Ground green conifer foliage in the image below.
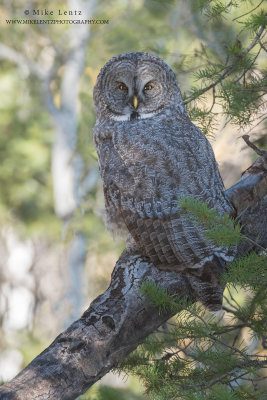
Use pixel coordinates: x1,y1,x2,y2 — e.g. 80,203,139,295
117,197,266,398
115,2,267,396
183,0,267,136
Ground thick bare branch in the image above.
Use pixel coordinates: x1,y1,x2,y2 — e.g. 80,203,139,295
0,253,192,400
0,156,266,400
226,155,267,215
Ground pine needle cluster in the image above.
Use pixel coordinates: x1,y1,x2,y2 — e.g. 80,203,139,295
116,197,267,399
117,1,267,397
183,0,267,136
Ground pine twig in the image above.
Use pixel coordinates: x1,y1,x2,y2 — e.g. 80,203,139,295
184,26,265,105
242,134,267,158
232,1,265,22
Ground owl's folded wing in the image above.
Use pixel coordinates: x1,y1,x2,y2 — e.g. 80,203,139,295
118,194,233,270
118,196,233,311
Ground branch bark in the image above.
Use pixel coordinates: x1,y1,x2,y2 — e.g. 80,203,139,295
0,156,266,400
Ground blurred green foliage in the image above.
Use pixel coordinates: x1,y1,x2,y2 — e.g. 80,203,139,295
0,70,57,234
0,0,266,398
1,0,266,234
82,384,145,400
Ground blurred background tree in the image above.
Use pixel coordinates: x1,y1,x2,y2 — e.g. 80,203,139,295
0,0,266,398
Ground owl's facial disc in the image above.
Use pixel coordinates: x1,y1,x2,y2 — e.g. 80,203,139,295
103,60,171,121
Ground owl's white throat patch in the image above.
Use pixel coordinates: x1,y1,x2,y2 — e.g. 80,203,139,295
111,111,157,122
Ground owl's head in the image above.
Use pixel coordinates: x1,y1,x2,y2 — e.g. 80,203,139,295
93,52,185,122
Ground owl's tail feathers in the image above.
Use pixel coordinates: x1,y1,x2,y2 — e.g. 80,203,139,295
185,253,228,311
188,276,225,312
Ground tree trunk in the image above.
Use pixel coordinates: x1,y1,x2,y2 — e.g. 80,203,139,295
0,155,266,400
49,0,98,322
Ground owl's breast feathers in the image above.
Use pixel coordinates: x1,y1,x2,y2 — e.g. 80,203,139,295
94,116,236,309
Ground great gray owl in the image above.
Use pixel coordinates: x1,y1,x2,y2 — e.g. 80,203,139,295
93,52,236,311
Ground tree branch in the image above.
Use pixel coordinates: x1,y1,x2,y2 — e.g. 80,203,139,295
225,155,267,215
184,25,266,104
242,135,267,158
0,156,266,400
232,1,264,22
0,43,47,80
0,253,192,400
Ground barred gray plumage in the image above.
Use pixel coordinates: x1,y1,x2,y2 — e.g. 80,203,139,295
93,52,236,311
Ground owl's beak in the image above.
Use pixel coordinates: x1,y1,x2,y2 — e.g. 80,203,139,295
133,95,138,109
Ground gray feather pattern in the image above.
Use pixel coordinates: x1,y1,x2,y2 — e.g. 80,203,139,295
93,52,236,310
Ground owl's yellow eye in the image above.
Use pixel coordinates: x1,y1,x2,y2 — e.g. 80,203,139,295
118,83,127,91
144,83,153,91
